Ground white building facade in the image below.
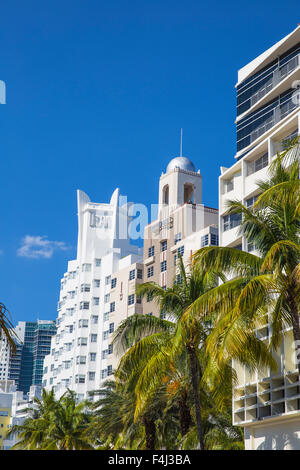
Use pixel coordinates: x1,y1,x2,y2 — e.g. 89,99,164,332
219,25,300,450
43,188,141,401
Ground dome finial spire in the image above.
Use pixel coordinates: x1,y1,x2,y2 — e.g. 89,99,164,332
180,128,183,158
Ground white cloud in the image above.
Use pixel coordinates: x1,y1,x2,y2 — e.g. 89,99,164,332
17,235,69,259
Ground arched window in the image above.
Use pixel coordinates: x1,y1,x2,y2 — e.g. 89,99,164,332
184,183,194,204
163,185,169,205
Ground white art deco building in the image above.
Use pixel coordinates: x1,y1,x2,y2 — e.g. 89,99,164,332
219,25,300,449
42,189,142,401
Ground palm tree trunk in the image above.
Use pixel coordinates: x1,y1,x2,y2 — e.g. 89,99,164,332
178,389,192,437
143,416,156,450
187,345,205,450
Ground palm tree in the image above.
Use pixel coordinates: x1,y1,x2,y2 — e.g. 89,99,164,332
113,257,232,450
190,137,300,378
88,378,176,450
0,303,17,352
8,389,93,450
44,390,93,450
7,389,58,450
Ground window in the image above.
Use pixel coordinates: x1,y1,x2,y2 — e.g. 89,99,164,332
161,261,167,272
129,269,135,280
80,301,89,310
77,337,87,346
176,274,182,285
68,290,76,299
103,312,110,322
109,323,114,334
95,259,101,267
108,344,113,355
90,352,96,362
111,278,117,289
174,232,182,244
75,374,85,384
78,319,88,328
93,279,100,288
247,241,256,252
104,294,110,303
101,369,107,380
177,246,184,257
80,283,90,292
110,302,115,313
211,233,218,246
82,263,92,272
136,296,142,304
105,275,111,285
147,292,153,302
103,331,109,340
107,365,113,376
246,195,258,208
148,246,154,257
90,334,97,343
92,315,98,324
93,297,100,306
128,294,135,305
255,153,268,172
76,356,86,364
223,213,242,232
147,266,154,278
137,269,143,279
224,179,234,193
161,240,167,252
247,153,268,175
89,372,95,381
201,234,209,247
102,349,108,359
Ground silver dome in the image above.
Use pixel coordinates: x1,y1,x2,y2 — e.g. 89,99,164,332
166,156,196,173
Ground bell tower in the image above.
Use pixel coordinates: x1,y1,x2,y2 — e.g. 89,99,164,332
158,156,202,209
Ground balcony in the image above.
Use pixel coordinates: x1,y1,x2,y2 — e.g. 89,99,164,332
250,53,300,108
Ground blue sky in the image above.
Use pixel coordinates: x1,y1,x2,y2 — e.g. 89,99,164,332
1,0,298,324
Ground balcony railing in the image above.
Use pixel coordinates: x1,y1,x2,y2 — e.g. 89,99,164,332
250,96,299,144
250,53,300,108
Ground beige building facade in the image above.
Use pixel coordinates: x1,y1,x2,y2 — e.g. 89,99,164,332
143,155,218,317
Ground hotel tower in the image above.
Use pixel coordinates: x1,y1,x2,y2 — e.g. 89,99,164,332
219,25,300,449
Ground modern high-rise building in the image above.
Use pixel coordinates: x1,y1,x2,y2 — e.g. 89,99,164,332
219,25,300,449
0,321,56,396
42,188,142,401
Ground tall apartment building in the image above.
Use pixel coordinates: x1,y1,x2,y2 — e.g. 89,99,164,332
42,189,142,401
143,155,218,317
0,321,56,395
219,25,300,450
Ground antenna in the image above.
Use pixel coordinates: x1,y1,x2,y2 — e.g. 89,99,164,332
180,128,183,157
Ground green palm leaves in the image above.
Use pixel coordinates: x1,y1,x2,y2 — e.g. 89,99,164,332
0,303,18,352
110,257,238,450
8,389,93,450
